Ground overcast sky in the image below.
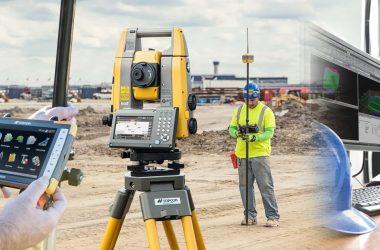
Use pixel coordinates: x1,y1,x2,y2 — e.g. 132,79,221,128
0,0,363,86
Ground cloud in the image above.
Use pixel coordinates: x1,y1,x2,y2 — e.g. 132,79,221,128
247,0,315,19
0,0,363,85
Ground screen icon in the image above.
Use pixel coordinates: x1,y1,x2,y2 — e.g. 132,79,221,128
16,135,24,143
8,153,16,162
26,136,37,145
4,133,13,142
32,156,40,167
21,154,29,165
38,138,50,147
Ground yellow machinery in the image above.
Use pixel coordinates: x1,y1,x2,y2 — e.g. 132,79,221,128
0,92,9,103
274,90,306,108
100,27,204,250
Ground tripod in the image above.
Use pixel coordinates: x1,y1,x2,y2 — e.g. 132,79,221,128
99,151,206,250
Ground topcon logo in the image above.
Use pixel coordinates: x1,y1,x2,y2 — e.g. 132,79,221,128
154,197,181,206
14,121,31,125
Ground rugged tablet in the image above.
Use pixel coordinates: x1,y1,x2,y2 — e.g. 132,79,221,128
0,117,76,198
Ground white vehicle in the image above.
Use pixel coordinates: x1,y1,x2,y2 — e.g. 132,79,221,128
93,92,111,100
20,92,32,100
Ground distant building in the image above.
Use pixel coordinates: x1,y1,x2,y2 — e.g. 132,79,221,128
191,74,288,88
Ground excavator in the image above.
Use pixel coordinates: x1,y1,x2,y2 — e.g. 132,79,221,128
274,89,305,109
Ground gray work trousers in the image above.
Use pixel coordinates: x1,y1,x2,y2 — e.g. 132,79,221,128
238,156,280,219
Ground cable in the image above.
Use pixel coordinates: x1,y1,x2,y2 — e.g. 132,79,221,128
354,176,365,188
364,0,371,54
352,152,366,178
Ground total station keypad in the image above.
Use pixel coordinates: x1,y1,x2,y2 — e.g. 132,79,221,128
157,111,172,142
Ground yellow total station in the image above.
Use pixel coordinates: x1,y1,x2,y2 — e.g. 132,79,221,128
111,27,197,139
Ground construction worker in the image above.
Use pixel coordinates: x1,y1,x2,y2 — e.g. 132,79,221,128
0,105,78,249
229,83,280,227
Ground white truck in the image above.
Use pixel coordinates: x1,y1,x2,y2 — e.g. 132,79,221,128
93,92,112,100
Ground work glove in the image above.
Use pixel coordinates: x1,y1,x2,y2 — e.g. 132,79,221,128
0,177,67,250
249,134,257,142
242,134,257,142
29,103,78,123
235,130,243,138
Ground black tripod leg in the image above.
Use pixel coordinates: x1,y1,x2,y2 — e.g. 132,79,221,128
100,188,135,250
185,186,206,250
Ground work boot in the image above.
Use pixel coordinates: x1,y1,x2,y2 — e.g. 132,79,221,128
241,217,257,225
265,218,279,227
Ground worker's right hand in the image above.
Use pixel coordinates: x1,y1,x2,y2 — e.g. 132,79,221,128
236,129,247,139
29,103,78,123
0,177,67,250
235,130,242,138
235,127,247,139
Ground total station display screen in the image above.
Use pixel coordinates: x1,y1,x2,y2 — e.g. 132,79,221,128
114,116,153,140
311,55,358,106
0,126,56,179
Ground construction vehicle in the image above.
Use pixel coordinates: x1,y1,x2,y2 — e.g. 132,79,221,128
273,89,306,109
20,92,32,100
68,90,81,103
0,91,9,103
93,91,111,100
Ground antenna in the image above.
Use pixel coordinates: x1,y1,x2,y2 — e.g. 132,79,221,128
247,27,249,53
242,28,254,64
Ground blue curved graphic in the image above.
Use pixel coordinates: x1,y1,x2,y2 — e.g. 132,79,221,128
315,122,377,234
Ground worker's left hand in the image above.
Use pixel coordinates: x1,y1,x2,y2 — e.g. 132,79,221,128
242,134,256,142
29,103,78,122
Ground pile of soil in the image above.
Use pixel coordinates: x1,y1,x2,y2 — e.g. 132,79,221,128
0,106,37,118
74,107,117,156
75,106,109,140
272,102,315,154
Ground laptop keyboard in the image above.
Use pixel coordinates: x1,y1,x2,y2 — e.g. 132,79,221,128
352,186,380,216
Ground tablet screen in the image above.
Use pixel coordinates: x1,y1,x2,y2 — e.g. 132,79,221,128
0,126,56,179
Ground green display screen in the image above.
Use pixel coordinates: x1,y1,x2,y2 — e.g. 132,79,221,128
323,67,340,91
359,75,380,117
311,55,357,106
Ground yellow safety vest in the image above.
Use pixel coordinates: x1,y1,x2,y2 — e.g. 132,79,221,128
230,102,276,158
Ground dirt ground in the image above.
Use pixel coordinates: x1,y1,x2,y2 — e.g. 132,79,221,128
0,100,357,249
